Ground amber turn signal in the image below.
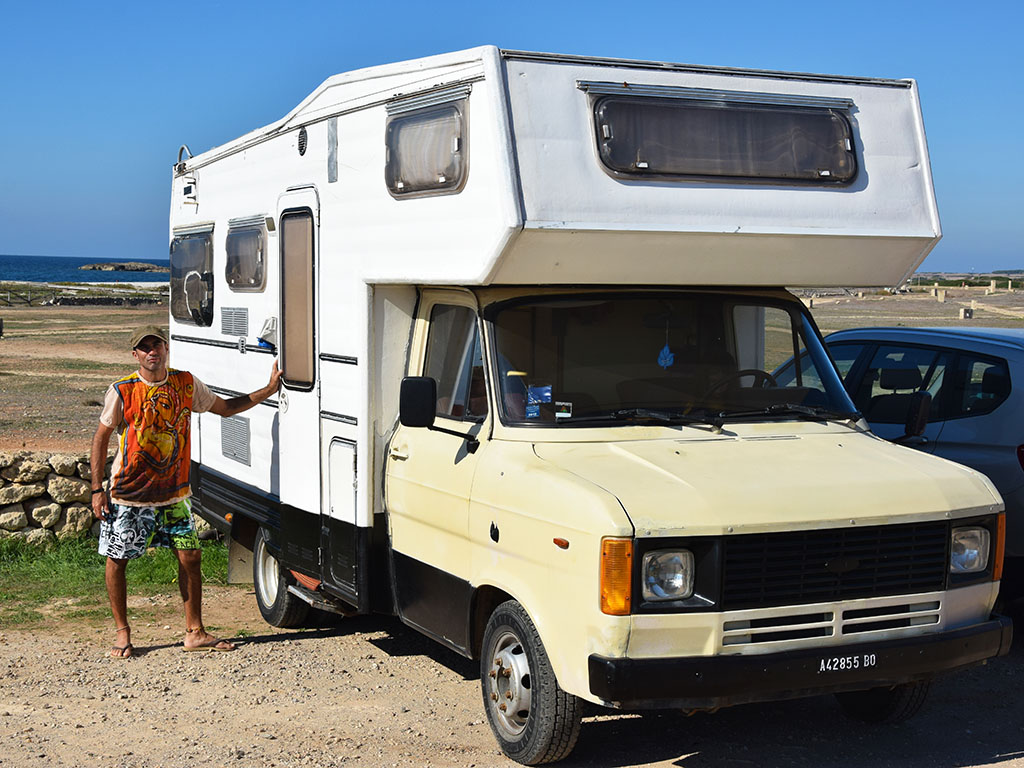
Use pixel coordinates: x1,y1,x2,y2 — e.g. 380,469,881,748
600,537,633,615
225,512,233,523
993,512,1006,582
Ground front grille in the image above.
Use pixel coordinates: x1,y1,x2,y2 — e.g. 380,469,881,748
721,521,948,611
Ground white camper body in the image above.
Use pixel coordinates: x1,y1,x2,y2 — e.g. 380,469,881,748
169,48,1008,764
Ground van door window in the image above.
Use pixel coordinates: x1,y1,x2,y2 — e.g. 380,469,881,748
855,345,951,424
280,210,315,388
424,305,486,421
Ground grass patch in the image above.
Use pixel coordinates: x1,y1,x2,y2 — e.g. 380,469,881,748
0,537,228,628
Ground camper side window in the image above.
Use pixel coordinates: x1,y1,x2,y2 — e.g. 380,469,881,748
424,305,487,421
385,100,468,198
226,225,266,292
593,96,856,184
170,231,214,326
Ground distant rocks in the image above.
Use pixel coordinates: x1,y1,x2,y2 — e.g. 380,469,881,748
79,262,169,273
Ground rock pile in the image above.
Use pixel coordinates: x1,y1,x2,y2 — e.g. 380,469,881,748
0,451,109,545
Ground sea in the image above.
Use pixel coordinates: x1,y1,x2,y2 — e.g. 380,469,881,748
0,254,170,284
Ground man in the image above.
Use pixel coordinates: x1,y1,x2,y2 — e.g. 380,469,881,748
91,324,281,658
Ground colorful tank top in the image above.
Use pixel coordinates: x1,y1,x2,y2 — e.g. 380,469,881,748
108,370,198,505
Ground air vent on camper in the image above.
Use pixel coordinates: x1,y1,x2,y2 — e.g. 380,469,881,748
221,415,251,466
298,126,308,156
221,307,249,337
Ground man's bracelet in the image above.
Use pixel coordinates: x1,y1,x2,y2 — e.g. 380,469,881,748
91,488,105,495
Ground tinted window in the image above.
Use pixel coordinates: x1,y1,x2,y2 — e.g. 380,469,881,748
170,231,214,326
226,226,266,292
952,355,1010,418
385,101,467,197
280,210,314,388
594,96,856,184
855,345,950,424
424,305,486,421
828,342,866,382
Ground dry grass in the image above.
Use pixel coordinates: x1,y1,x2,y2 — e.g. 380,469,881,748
0,304,166,452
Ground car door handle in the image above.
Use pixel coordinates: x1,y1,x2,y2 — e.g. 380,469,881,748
389,446,409,460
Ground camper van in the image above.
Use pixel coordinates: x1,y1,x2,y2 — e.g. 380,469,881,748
169,48,1012,764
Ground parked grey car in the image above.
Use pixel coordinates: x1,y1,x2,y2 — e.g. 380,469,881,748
801,327,1024,600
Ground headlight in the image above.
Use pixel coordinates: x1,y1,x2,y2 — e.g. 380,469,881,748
642,550,694,601
950,526,991,573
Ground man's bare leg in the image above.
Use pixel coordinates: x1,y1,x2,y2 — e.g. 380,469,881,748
176,548,235,651
105,557,132,658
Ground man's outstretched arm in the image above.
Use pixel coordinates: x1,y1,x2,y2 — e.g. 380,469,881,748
210,361,283,418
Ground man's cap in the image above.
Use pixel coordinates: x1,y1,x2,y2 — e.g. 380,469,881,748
129,325,169,349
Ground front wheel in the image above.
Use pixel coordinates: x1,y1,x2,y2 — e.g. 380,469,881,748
253,528,309,628
481,600,581,765
835,680,931,723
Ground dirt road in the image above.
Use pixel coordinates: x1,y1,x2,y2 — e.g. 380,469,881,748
1,586,1022,768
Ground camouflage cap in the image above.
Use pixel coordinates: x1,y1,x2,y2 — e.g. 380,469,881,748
129,324,169,349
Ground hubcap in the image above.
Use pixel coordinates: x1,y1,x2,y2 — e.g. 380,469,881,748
255,537,280,608
485,630,532,737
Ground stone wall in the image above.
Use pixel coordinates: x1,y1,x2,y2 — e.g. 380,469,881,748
0,451,104,546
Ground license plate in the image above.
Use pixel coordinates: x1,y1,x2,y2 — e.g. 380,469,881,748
818,652,878,673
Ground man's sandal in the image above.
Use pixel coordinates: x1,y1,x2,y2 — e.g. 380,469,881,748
110,625,133,658
183,625,236,652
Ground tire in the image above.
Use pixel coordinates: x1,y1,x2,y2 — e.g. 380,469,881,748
253,528,309,628
835,680,931,723
480,600,581,765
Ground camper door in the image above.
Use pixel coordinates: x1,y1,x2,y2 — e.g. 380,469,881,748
276,188,322,530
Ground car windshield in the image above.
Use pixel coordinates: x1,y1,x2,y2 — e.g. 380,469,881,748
486,292,856,426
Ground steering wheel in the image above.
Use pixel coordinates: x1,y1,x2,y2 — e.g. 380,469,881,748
704,369,779,398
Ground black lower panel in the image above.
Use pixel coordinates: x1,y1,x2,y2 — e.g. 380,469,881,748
280,505,320,577
589,615,1013,709
322,516,357,592
392,550,472,655
191,461,280,535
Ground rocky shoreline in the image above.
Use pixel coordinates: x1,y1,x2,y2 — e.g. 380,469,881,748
78,262,169,273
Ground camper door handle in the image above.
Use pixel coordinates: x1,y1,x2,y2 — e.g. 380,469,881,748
389,446,409,460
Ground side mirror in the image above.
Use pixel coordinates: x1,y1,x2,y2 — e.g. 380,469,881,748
400,376,436,428
901,390,932,440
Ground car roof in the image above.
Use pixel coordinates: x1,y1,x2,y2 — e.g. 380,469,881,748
825,326,1024,353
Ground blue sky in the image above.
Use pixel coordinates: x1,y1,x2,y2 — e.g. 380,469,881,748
1,0,1020,273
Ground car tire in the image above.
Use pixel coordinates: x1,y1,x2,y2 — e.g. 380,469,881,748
253,528,309,628
835,680,931,723
481,600,581,764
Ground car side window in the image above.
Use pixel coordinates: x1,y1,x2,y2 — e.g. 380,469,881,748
828,343,865,382
423,304,487,422
951,355,1010,418
855,345,950,424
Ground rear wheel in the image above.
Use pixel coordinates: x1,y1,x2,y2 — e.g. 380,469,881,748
836,680,931,723
253,528,309,628
481,600,581,764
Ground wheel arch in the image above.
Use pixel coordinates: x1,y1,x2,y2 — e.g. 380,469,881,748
470,585,515,659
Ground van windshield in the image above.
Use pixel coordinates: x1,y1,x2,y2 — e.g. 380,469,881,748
486,292,856,427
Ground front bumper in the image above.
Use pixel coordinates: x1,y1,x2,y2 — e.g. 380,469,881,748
589,615,1013,709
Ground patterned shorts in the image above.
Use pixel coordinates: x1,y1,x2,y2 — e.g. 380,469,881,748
98,499,200,560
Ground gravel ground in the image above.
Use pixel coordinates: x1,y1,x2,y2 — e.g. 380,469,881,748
1,587,1022,768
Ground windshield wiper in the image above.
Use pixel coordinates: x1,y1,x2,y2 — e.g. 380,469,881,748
719,403,861,424
611,408,724,429
557,407,723,430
